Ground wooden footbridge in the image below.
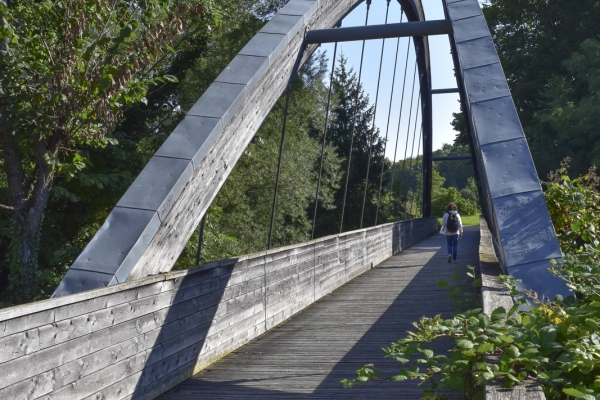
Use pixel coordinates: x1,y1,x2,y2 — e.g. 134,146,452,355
0,0,565,399
158,227,480,399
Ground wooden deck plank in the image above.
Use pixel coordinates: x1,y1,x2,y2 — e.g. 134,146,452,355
158,227,480,399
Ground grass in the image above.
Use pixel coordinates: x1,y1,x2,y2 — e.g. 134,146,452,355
437,214,481,227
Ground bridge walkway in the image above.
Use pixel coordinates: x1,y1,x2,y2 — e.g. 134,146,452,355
159,226,480,399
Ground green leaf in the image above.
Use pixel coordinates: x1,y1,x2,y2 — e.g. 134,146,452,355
585,318,599,330
420,349,434,359
163,75,179,83
521,314,536,328
562,388,585,397
577,395,596,400
476,342,494,354
500,336,514,344
456,339,474,349
539,326,558,343
570,220,583,232
478,314,490,328
507,346,520,359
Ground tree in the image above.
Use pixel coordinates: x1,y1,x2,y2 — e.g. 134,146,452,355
433,143,473,190
0,0,218,302
531,39,600,174
313,55,387,236
175,52,344,267
481,0,600,178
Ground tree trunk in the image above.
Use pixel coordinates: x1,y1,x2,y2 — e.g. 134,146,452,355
0,118,58,301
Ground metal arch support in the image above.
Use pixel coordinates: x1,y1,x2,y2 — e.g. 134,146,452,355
397,0,433,218
443,0,568,299
53,0,392,297
305,20,452,44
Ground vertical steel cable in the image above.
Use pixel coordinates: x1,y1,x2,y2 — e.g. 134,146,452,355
360,0,392,229
195,215,206,265
407,98,421,216
412,126,423,217
339,0,371,233
388,35,411,220
374,6,404,225
311,41,339,239
267,86,292,249
397,60,418,214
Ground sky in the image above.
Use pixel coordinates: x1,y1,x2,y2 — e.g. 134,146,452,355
318,0,461,161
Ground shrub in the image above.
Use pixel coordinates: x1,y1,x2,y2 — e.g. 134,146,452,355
342,164,600,399
544,159,600,254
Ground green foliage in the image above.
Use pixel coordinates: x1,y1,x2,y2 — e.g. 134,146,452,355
313,55,388,233
343,263,600,399
481,0,600,179
433,143,473,191
0,0,267,305
431,170,478,217
174,52,344,268
543,159,600,254
460,214,482,227
1,0,211,144
343,167,600,399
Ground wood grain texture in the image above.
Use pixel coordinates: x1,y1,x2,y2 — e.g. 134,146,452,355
129,0,359,282
0,218,436,400
479,217,546,400
158,226,479,400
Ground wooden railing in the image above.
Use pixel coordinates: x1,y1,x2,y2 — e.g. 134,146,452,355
0,217,436,400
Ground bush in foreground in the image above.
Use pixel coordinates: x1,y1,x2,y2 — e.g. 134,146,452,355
342,164,600,399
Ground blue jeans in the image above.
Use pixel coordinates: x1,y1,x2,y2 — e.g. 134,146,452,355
446,234,458,261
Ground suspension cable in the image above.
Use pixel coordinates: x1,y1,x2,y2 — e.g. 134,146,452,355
407,96,421,216
374,6,404,225
311,40,338,239
412,126,423,217
397,60,418,214
359,0,391,229
340,0,371,233
389,35,412,220
267,85,292,250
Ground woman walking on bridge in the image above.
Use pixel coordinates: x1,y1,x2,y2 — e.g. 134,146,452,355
440,203,463,264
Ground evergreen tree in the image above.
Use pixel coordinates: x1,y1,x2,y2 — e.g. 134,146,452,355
313,56,386,237
174,52,344,267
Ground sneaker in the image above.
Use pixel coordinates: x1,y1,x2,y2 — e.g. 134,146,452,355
447,255,452,263
453,260,457,264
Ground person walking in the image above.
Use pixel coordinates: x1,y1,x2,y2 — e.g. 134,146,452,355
440,203,463,263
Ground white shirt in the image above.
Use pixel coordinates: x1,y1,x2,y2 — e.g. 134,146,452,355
440,210,463,235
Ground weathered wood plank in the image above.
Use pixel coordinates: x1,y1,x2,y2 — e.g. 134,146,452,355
159,225,473,399
0,218,436,399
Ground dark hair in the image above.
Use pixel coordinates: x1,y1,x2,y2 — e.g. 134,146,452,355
445,203,458,213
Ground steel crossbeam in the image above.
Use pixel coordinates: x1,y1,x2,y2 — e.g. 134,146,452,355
305,19,452,44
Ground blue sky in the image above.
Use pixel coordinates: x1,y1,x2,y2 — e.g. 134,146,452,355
318,0,462,161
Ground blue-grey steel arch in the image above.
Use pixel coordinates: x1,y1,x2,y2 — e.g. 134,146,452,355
52,0,433,297
444,0,567,299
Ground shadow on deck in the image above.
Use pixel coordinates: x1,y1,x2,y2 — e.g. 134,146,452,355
158,226,480,399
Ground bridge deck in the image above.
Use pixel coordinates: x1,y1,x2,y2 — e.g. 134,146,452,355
159,226,480,399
